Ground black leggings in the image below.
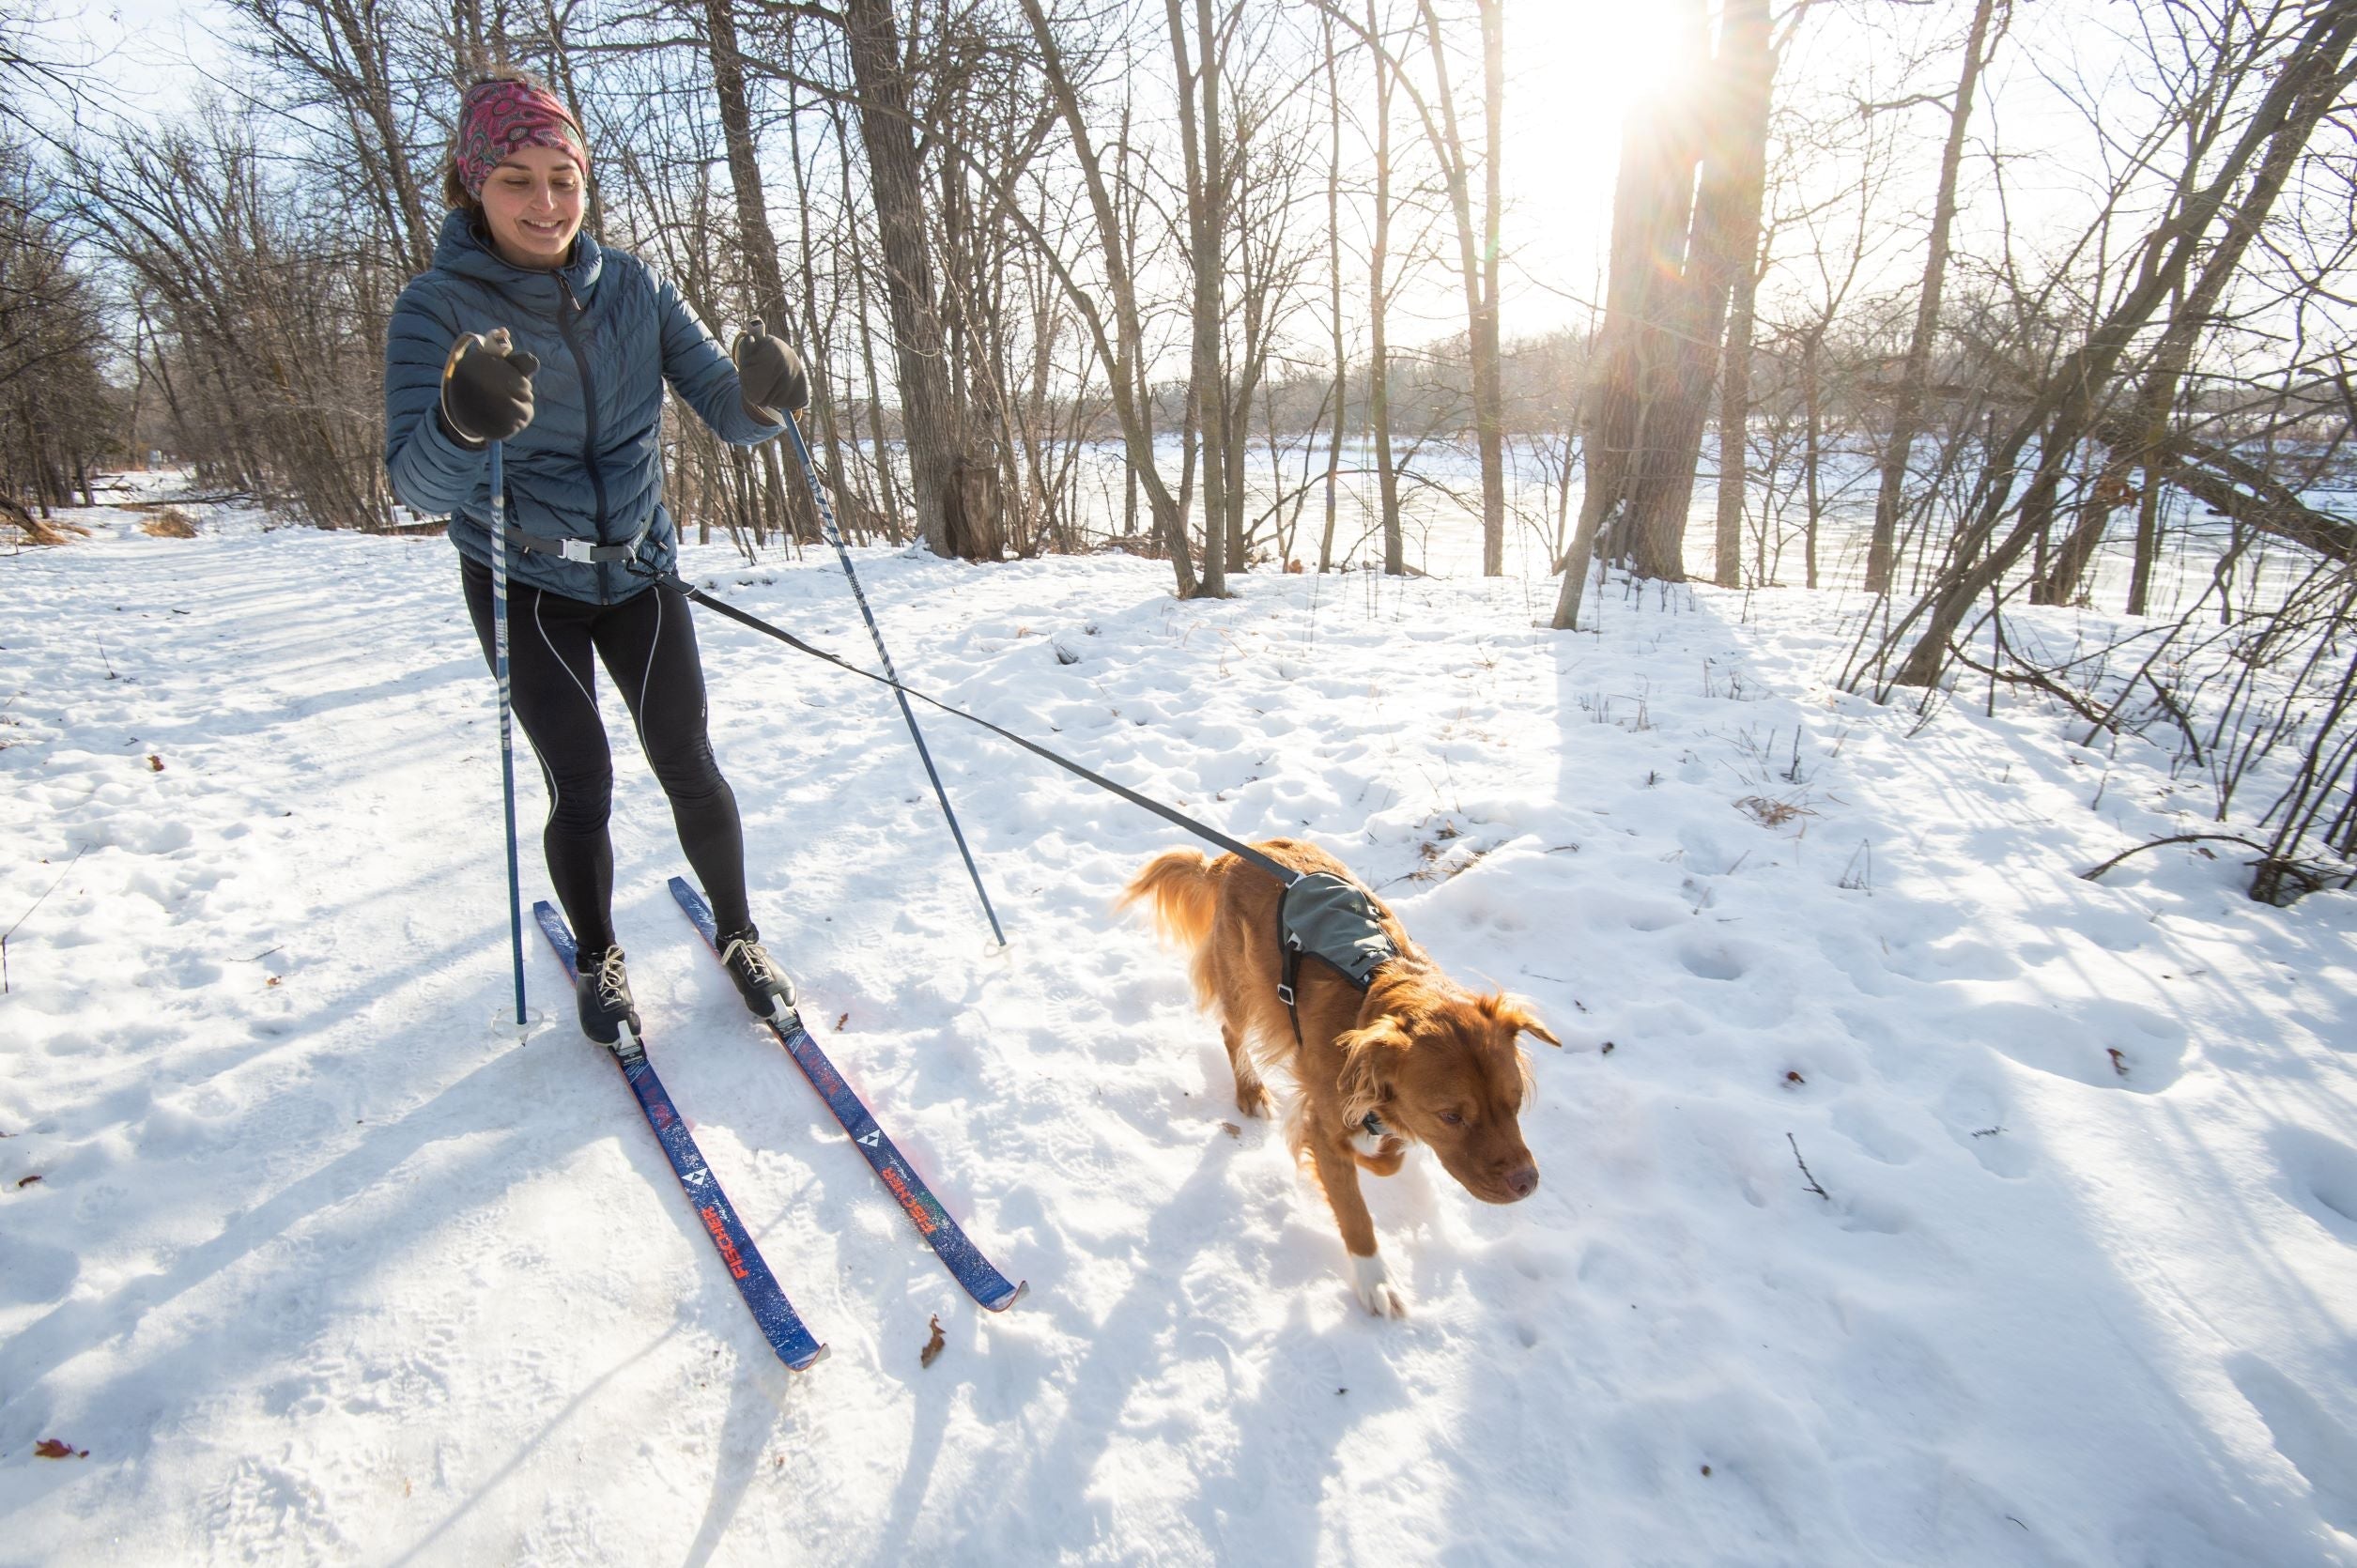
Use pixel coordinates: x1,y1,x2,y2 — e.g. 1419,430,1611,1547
462,558,751,956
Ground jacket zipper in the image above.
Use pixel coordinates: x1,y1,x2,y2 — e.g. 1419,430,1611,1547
554,273,613,593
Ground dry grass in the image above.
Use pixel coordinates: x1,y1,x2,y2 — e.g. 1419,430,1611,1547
1735,793,1818,830
140,508,199,538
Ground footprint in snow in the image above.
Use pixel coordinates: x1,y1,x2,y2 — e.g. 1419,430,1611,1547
2227,1354,2357,1538
2268,1125,2357,1246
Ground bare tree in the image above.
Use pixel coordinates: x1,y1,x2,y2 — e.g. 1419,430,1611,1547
1868,3,2357,691
1863,0,2003,597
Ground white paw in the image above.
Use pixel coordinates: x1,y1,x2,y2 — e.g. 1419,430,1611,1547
1350,1253,1408,1318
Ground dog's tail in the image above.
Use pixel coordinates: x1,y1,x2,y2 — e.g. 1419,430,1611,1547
1117,849,1219,954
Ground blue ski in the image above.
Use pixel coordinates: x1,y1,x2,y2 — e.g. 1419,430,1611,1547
534,901,828,1371
670,877,1027,1313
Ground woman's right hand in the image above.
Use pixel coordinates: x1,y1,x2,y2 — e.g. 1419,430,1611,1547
440,328,540,447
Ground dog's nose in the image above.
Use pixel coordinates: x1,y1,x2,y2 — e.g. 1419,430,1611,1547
1505,1165,1539,1200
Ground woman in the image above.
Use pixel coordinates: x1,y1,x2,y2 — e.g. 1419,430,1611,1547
384,74,807,1046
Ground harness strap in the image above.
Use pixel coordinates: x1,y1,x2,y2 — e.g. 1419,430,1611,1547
503,516,651,564
660,571,1303,888
1282,943,1389,1045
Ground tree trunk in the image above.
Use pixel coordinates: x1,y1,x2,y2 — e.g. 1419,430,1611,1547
1320,8,1345,574
840,0,998,560
1367,0,1404,575
1612,0,1770,582
1865,0,1998,596
701,0,802,546
1170,0,1228,597
1551,115,1661,631
1710,52,1772,590
1415,0,1506,576
1802,331,1822,590
1015,0,1195,592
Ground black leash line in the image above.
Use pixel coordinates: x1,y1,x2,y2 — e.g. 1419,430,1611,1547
665,570,1302,891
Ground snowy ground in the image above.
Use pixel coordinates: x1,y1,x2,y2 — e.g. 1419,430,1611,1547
4,476,2355,1566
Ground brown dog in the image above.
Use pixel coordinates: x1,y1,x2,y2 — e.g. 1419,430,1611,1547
1120,838,1557,1316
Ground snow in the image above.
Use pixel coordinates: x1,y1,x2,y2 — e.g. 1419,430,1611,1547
4,473,2355,1565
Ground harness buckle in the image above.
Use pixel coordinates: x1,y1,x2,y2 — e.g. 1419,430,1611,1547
1275,982,1294,1006
559,537,599,563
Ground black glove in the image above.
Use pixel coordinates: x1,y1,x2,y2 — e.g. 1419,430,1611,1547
440,328,539,448
734,317,809,424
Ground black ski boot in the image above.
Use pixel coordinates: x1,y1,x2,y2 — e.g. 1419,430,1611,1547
575,944,644,1049
716,927,796,1019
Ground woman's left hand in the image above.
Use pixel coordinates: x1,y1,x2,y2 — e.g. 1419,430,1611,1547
734,319,810,424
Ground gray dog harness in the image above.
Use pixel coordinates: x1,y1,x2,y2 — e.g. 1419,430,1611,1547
1275,871,1398,1043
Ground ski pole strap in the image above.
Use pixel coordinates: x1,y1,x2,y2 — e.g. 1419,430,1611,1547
503,517,651,564
663,572,1302,889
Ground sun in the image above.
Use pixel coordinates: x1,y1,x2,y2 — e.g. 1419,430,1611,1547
1508,0,1702,149
1497,2,1704,321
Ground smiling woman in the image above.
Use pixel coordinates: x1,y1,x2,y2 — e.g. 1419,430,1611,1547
382,70,816,1048
439,76,591,269
471,146,586,269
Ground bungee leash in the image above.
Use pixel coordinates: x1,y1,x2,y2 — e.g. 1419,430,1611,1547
655,561,1405,1033
656,565,1297,885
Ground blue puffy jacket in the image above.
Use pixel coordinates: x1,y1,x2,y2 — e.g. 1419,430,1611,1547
384,208,781,604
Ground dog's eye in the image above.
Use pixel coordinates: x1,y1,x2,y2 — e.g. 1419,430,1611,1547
1439,1111,1465,1127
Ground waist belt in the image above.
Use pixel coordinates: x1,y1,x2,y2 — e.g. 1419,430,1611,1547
501,518,651,564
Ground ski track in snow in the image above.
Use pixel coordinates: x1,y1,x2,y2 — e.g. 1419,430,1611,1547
3,479,2355,1566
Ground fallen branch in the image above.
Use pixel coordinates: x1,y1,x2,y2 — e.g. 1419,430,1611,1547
1787,1133,1829,1201
2078,832,2270,882
2095,415,2357,563
123,494,250,511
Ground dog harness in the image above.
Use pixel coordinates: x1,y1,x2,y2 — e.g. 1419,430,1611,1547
1275,870,1399,1045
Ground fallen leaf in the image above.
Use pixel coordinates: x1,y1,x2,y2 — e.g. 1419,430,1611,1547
919,1314,946,1369
1785,1070,1805,1085
2108,1048,2129,1077
1601,1041,1617,1055
265,976,282,988
1220,1122,1241,1140
146,755,163,772
834,1012,850,1033
1700,1465,1713,1478
33,1438,85,1459
15,1174,41,1189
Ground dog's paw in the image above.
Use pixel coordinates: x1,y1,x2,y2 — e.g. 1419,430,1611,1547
1236,1082,1271,1118
1350,1253,1408,1318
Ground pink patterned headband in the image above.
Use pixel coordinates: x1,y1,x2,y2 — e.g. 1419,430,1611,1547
453,79,589,198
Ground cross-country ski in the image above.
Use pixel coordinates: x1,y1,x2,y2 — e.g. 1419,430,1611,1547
670,876,1025,1313
534,901,827,1374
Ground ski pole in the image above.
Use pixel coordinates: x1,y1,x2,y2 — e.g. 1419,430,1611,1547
488,433,529,1023
777,406,1005,946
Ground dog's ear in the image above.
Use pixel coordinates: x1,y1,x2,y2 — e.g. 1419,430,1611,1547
1488,993,1562,1049
1336,1018,1411,1126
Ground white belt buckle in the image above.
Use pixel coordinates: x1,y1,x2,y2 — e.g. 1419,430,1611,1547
560,537,597,563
